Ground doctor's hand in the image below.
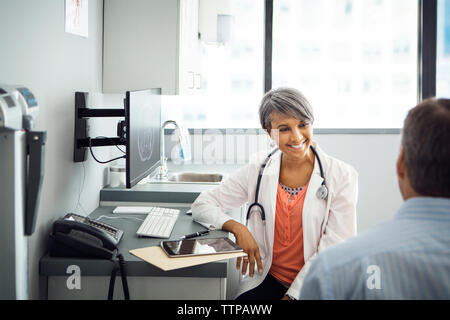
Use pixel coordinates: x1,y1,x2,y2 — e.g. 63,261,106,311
222,220,263,277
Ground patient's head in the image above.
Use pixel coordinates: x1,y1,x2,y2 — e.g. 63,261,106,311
397,98,450,200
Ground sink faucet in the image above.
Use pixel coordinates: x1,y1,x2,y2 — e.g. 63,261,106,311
156,120,181,180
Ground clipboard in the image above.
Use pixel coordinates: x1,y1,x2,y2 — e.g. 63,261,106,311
129,246,247,271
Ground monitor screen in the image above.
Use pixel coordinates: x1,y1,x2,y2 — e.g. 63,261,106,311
125,88,161,189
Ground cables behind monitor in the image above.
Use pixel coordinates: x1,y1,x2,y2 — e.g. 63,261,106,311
88,137,126,164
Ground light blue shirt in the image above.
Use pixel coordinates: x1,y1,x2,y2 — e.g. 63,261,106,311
300,197,450,300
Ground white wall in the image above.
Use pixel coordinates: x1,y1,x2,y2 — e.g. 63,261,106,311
314,134,403,232
0,0,106,299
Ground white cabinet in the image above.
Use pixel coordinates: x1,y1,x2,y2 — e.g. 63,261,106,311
178,0,203,94
103,0,202,95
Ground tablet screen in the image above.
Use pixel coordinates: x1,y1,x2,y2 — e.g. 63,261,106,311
161,237,242,257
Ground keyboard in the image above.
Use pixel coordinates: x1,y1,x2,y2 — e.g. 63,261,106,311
135,207,180,238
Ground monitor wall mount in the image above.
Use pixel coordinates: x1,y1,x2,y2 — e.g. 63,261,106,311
73,92,126,163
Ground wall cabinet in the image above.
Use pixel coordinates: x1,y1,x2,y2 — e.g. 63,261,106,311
103,0,202,95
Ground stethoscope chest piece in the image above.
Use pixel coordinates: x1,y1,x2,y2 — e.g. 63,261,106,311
316,184,328,200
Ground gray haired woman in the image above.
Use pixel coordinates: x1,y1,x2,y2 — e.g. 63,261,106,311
192,87,359,300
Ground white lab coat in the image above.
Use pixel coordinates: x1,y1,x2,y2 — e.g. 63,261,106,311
191,142,358,299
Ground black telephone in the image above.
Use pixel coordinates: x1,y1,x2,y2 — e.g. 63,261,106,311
49,213,129,299
50,213,123,259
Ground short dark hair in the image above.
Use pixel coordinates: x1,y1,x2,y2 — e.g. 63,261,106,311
401,98,450,198
259,87,314,130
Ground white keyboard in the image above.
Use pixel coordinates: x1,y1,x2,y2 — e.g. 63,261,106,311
135,207,180,238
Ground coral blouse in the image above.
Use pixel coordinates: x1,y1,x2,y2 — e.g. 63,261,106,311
269,182,308,286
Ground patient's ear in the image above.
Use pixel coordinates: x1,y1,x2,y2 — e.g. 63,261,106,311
396,147,408,200
396,147,405,179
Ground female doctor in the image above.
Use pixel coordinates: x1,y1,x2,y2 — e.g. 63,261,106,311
191,87,358,300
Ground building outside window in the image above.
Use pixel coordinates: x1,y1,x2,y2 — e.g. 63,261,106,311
272,0,418,128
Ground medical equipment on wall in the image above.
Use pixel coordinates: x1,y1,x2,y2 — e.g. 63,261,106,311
0,88,22,129
246,145,328,225
0,84,46,299
0,86,39,130
0,84,45,235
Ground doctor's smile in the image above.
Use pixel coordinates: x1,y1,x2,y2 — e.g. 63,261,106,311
192,87,358,300
269,113,313,162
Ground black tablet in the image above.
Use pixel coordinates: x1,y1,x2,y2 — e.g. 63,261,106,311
160,237,243,258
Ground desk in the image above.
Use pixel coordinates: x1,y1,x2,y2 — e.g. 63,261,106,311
40,206,237,300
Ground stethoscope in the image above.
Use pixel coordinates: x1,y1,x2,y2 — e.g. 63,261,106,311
246,145,328,226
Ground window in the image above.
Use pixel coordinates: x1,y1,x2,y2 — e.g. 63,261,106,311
272,0,419,128
437,0,450,97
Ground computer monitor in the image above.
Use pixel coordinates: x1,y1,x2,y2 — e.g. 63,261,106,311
125,88,161,189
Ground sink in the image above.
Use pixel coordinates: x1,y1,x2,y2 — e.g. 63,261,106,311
150,172,225,184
